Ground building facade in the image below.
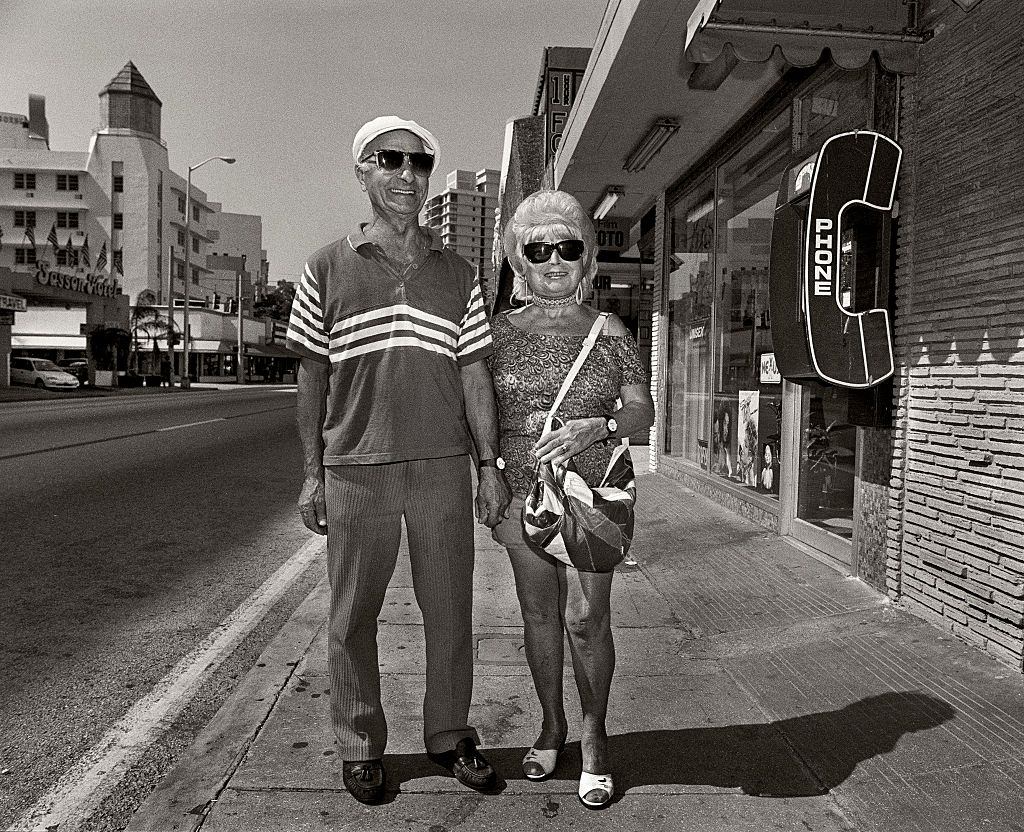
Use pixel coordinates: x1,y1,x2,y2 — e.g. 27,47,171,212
0,62,277,386
423,168,499,302
493,46,655,386
504,0,1023,672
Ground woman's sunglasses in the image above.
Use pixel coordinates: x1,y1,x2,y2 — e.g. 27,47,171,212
522,239,586,264
361,149,435,176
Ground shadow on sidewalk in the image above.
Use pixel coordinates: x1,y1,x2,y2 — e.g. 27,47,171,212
378,691,955,799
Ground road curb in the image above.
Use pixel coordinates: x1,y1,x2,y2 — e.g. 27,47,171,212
125,575,329,832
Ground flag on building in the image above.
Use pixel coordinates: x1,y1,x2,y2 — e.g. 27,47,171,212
47,223,59,255
23,225,36,249
114,248,124,275
96,241,108,272
81,235,91,267
64,236,75,266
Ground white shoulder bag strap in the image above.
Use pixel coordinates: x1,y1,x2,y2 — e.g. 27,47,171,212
542,313,608,435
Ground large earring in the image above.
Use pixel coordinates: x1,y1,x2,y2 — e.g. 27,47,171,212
575,281,584,304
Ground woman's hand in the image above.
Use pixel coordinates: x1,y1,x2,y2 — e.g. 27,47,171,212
533,417,606,468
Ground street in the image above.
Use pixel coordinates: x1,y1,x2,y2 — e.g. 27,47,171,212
0,388,320,830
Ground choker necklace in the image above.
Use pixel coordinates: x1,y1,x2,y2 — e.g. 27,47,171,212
532,293,577,308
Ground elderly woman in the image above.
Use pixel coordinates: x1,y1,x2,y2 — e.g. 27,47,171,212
489,190,655,809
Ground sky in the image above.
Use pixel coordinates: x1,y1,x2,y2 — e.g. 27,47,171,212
1,0,606,285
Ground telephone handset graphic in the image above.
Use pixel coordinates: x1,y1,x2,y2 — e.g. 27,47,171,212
769,131,901,389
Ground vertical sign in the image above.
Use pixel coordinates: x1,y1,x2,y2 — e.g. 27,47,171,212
546,69,582,162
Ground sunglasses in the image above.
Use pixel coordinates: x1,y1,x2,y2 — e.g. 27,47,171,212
361,149,435,176
522,239,586,264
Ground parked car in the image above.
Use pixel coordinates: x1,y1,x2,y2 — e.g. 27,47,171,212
10,357,81,390
56,358,90,385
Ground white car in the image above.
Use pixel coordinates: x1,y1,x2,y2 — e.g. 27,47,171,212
10,357,81,390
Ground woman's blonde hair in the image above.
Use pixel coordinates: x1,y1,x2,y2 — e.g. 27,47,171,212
503,189,599,303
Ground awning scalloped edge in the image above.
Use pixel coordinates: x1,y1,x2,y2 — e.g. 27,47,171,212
687,28,920,74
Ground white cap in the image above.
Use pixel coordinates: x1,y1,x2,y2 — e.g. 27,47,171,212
352,116,440,165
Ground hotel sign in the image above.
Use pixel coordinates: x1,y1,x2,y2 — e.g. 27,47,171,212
768,131,901,389
0,293,28,313
34,262,119,298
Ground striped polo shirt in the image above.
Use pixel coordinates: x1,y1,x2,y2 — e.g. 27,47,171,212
286,226,492,465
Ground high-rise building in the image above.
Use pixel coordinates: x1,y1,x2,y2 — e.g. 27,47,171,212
423,169,499,303
0,62,290,385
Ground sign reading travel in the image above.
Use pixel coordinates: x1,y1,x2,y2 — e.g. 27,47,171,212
768,131,901,389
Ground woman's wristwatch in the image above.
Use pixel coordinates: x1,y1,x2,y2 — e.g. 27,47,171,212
479,457,506,471
604,416,618,438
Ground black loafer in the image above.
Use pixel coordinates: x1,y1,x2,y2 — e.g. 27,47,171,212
428,737,497,790
342,759,386,804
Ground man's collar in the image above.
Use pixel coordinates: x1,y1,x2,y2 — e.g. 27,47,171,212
347,224,444,253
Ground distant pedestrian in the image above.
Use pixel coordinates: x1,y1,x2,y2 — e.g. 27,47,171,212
160,355,172,387
287,116,511,805
488,190,654,810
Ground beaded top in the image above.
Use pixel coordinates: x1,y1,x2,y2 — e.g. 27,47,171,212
488,312,647,498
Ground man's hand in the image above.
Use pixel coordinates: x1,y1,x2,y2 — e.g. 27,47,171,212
475,466,512,528
298,474,328,535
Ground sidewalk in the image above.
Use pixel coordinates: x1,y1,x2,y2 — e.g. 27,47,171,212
129,468,1024,832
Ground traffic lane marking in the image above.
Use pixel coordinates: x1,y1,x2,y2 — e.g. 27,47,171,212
0,405,295,460
157,417,227,431
11,535,326,832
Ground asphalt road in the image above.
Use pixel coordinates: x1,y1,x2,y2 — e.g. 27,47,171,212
0,388,318,830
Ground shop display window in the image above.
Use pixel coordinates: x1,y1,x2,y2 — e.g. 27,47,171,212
711,106,791,499
795,68,869,152
200,354,222,378
797,382,857,537
664,179,715,466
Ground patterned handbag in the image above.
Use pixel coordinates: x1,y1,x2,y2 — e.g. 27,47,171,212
521,314,637,572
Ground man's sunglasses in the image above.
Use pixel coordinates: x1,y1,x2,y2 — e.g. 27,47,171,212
522,239,586,264
361,149,435,176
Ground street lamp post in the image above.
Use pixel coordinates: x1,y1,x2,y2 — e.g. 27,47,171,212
182,155,235,389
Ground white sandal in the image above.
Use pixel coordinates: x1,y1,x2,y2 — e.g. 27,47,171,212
522,746,560,781
578,771,614,809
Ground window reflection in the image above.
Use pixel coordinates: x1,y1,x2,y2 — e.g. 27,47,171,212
711,106,791,499
664,181,715,466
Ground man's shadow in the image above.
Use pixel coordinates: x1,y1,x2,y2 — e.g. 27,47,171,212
383,691,955,798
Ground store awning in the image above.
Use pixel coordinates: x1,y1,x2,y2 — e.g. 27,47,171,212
246,342,296,359
685,0,926,75
554,0,926,229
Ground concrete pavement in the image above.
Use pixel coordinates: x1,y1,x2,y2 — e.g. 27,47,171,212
128,466,1024,832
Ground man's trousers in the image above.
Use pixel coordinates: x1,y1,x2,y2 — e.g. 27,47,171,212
324,455,481,760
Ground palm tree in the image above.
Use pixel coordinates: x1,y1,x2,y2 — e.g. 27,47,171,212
130,303,175,374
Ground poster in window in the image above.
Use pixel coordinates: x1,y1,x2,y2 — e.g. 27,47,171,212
737,390,759,488
711,396,736,479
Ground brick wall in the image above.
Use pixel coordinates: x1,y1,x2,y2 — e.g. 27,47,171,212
890,0,1024,670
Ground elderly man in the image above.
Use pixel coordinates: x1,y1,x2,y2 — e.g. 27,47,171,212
286,116,511,804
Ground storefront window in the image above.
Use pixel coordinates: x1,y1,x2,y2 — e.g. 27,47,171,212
664,179,715,466
792,65,871,537
200,353,222,378
711,106,791,499
796,67,869,151
798,382,856,537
